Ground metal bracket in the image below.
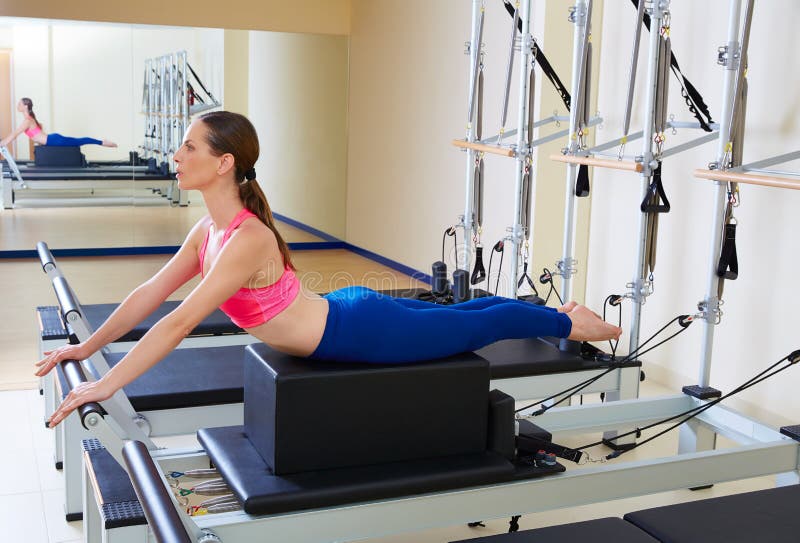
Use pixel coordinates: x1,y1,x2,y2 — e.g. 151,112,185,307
625,278,654,304
717,42,741,70
555,258,578,279
697,299,723,325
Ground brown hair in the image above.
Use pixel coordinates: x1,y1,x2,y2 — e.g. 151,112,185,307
21,97,42,128
198,111,294,270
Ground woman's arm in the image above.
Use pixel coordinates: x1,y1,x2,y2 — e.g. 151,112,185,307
35,218,208,377
0,119,30,147
47,223,275,427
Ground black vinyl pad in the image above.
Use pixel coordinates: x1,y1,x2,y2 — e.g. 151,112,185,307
57,345,247,411
82,439,146,529
81,301,243,342
200,425,521,516
451,517,659,542
624,485,800,543
478,337,610,379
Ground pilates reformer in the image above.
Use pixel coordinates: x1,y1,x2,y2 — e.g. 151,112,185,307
36,240,643,521
71,342,800,543
0,151,182,209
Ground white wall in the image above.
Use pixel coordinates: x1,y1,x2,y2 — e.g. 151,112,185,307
0,19,223,161
588,0,800,425
248,31,348,239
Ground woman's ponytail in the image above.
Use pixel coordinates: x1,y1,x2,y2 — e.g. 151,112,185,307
199,111,295,270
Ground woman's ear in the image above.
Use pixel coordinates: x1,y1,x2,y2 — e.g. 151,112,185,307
217,153,236,176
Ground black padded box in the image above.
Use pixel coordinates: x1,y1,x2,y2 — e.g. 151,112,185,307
34,145,86,167
244,343,490,475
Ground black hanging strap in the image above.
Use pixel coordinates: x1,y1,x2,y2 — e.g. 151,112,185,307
502,0,572,111
716,223,738,280
640,162,670,213
631,0,714,132
575,164,590,197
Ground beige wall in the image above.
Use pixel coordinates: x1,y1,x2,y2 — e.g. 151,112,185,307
224,30,249,115
248,32,348,239
347,0,594,300
0,0,351,35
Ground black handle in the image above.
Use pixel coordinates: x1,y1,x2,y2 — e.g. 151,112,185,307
36,241,56,272
52,276,82,321
59,359,106,430
123,440,193,543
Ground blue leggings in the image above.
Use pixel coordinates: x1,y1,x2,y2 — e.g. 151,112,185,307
46,133,103,147
310,286,572,363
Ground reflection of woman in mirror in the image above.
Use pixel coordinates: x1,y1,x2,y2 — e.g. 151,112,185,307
0,97,117,149
39,110,621,427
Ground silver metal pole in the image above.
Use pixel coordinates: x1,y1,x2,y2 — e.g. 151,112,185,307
508,0,533,298
628,0,667,357
461,0,483,273
559,0,589,302
698,0,743,387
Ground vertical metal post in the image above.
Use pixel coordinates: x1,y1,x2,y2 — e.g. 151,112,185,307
508,0,533,298
628,0,667,357
461,0,483,274
560,0,589,303
698,0,743,387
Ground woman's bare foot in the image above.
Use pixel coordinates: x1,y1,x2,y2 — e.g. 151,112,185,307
565,304,622,341
102,140,118,148
557,301,578,313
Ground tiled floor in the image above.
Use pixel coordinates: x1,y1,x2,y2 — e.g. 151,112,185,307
3,379,776,543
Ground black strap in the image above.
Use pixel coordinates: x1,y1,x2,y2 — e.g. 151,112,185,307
640,162,670,213
716,223,738,280
517,433,585,464
575,164,590,197
517,261,539,295
632,0,714,132
502,0,571,111
471,245,487,285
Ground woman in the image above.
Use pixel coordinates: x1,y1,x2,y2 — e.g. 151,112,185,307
0,97,117,149
38,111,621,428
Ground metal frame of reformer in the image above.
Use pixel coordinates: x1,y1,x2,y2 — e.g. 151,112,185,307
1,165,186,210
451,0,638,431
141,51,220,173
36,245,255,519
80,388,800,543
550,0,722,362
454,0,604,301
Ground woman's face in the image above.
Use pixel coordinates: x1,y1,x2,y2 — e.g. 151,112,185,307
17,101,25,113
174,121,226,191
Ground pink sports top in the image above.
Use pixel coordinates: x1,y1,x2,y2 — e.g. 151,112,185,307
199,208,300,328
24,124,42,138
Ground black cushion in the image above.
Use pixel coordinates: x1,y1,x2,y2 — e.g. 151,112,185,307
478,337,613,379
450,517,659,542
82,439,146,529
57,345,247,411
624,485,800,543
34,145,85,167
244,343,490,474
199,425,514,516
81,301,243,342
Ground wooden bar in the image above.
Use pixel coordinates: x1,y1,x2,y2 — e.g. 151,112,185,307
452,139,516,158
549,154,643,173
694,168,800,191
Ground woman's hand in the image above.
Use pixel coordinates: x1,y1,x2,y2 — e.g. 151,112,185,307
35,343,91,377
48,378,115,428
